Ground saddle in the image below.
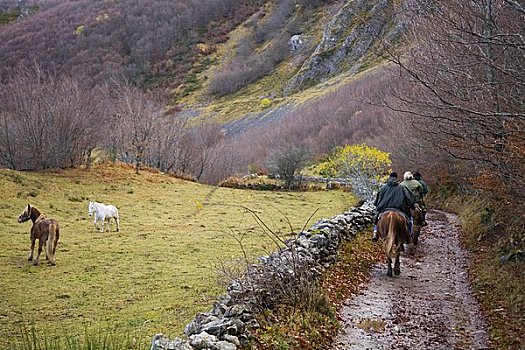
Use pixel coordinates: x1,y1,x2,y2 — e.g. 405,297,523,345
378,208,409,222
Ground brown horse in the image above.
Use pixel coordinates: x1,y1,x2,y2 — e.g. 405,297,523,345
17,204,60,266
377,210,410,277
410,206,424,245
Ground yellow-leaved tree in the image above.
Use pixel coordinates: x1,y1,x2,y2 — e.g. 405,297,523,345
318,144,391,200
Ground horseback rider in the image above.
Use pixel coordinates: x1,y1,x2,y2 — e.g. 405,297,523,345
413,171,429,226
372,172,416,241
400,171,426,226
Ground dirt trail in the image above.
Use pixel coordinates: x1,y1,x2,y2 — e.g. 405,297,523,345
334,210,490,350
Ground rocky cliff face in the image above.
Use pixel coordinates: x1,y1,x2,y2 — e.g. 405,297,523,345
285,0,405,93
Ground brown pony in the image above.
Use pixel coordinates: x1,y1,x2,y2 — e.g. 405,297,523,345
377,210,410,277
410,206,424,245
17,204,60,266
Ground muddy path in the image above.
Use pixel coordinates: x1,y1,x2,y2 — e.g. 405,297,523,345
334,210,490,350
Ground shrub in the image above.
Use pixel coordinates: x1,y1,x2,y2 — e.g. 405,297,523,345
260,98,272,108
268,146,310,189
218,176,282,191
318,144,391,201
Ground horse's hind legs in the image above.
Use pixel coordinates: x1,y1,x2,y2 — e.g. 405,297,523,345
34,240,44,266
394,255,401,276
413,231,420,245
386,257,393,277
28,239,35,262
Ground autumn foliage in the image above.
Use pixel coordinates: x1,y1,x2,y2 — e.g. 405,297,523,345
249,233,383,350
315,144,391,200
0,0,264,88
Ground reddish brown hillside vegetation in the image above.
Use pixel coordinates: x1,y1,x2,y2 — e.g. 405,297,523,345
0,0,264,88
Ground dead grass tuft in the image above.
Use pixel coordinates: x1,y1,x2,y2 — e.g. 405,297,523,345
248,232,383,350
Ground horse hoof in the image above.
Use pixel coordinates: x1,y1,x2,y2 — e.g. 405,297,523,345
28,257,33,261
33,261,38,266
394,268,401,276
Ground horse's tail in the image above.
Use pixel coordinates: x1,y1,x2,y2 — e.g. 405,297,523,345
384,214,397,259
47,223,57,265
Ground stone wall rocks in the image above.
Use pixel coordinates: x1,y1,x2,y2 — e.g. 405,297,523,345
151,202,374,350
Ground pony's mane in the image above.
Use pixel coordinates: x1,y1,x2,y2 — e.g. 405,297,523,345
30,205,43,218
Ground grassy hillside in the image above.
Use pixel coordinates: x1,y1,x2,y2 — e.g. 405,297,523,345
173,0,395,127
0,164,356,348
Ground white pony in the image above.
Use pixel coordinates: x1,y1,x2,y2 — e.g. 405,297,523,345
88,201,120,232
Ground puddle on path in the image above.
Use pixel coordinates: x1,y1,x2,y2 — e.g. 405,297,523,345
333,211,490,350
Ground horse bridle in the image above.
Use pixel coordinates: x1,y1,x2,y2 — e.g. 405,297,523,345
18,205,32,223
88,203,96,216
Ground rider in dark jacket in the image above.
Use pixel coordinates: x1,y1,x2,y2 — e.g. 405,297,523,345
372,172,416,241
413,172,428,195
413,171,429,226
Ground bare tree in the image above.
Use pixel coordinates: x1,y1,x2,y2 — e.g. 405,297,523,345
189,123,225,181
268,144,310,189
199,70,387,184
0,0,266,88
382,0,525,199
144,113,190,173
111,81,165,174
0,64,101,170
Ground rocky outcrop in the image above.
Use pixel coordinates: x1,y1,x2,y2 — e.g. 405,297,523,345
151,202,374,350
285,0,406,93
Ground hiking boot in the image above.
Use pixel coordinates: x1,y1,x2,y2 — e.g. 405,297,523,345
372,230,379,242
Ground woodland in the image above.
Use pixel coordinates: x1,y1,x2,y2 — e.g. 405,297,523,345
1,1,522,196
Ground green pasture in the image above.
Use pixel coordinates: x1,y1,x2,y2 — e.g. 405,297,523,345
0,164,355,348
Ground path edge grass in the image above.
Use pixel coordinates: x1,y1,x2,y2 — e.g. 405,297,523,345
428,187,525,349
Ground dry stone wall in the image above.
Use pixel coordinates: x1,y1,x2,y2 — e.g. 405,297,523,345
151,202,374,350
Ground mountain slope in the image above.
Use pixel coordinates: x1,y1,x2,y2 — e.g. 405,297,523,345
285,0,405,93
176,0,406,132
0,0,405,129
0,0,265,88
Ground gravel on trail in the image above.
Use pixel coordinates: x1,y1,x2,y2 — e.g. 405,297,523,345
334,210,491,350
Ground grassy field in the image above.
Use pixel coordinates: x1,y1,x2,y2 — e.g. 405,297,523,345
0,164,356,348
